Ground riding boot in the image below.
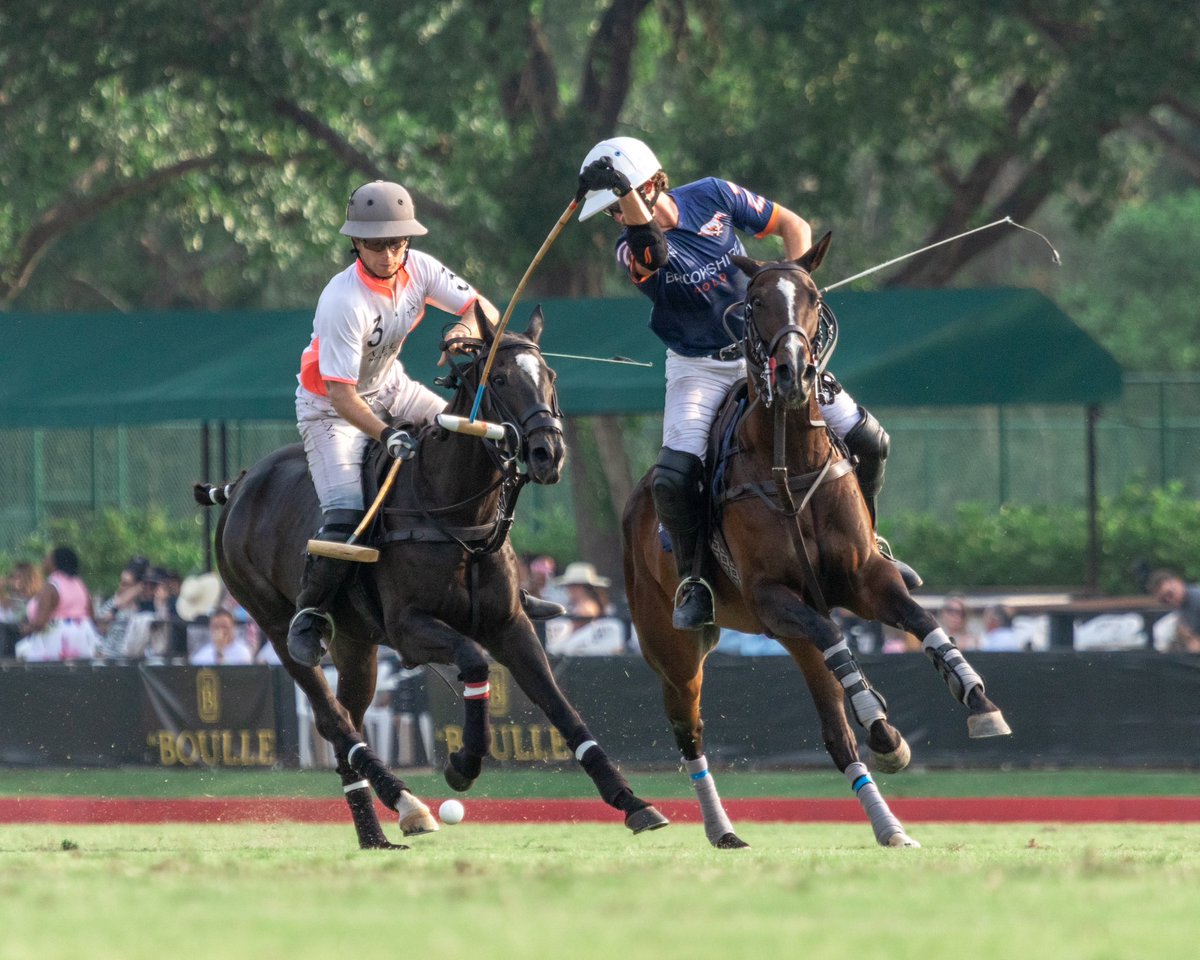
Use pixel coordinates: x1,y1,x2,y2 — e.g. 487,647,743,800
521,590,566,620
286,510,362,667
651,447,715,631
844,408,923,591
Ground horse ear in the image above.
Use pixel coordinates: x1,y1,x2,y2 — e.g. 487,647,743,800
795,231,832,273
524,305,544,345
730,254,765,278
474,300,496,344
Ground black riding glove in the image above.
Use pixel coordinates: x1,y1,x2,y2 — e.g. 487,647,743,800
577,157,632,201
380,427,416,461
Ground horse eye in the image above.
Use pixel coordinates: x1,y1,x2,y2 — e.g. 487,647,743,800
492,375,507,386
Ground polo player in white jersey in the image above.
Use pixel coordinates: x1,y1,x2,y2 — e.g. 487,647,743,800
288,180,562,666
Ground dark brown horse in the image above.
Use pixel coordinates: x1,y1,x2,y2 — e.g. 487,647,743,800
623,234,1009,849
198,306,667,848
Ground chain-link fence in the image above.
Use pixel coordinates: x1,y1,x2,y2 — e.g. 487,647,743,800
2,375,1198,560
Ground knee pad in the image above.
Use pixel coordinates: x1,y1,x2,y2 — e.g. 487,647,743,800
843,407,889,499
318,509,366,544
650,447,704,529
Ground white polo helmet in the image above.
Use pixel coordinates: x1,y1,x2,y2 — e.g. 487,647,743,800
577,137,662,221
339,180,428,239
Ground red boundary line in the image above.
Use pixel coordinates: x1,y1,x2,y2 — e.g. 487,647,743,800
2,796,1199,824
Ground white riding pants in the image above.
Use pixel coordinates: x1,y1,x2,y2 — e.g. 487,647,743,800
296,364,446,512
662,350,862,458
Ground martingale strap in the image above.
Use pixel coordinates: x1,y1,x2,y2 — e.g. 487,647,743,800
718,457,853,509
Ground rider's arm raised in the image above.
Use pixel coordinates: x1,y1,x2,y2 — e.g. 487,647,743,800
765,204,813,260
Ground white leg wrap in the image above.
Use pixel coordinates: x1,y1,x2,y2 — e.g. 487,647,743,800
574,739,598,762
845,761,907,846
922,628,983,704
686,756,735,844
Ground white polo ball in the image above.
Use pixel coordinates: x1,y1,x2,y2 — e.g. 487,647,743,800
438,798,465,825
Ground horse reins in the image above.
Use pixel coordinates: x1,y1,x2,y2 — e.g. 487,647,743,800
739,264,844,615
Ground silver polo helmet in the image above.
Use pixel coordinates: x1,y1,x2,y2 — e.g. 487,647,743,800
339,181,428,238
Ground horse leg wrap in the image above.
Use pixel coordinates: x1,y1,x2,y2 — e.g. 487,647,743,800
344,783,391,849
460,680,492,758
686,756,735,845
577,739,639,812
824,640,888,727
922,629,983,705
347,740,401,811
845,761,909,847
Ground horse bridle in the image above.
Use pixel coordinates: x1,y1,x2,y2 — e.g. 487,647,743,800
437,335,565,461
738,264,823,408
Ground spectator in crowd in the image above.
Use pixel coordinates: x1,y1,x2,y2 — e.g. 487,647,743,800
190,608,254,665
15,546,100,661
980,603,1024,651
524,554,569,609
938,595,981,651
96,560,152,659
1147,569,1200,653
3,562,44,618
545,562,627,656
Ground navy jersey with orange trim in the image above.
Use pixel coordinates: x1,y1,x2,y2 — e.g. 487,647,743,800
615,177,777,357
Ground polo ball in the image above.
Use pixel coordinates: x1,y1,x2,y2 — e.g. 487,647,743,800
438,799,465,825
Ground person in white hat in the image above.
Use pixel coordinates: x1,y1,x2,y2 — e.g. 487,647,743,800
576,138,921,631
289,181,562,666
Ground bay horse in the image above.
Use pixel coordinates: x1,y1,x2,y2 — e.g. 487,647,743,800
197,306,667,848
623,234,1010,849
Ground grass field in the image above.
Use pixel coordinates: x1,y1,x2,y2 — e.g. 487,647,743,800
2,821,1199,960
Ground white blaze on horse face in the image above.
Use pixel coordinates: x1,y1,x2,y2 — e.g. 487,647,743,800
515,352,541,389
774,275,798,324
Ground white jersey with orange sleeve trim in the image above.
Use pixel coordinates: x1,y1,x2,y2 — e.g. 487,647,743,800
297,250,477,398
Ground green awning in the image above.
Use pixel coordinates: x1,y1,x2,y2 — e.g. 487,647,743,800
0,288,1121,428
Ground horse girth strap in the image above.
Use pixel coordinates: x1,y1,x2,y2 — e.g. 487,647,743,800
379,522,499,547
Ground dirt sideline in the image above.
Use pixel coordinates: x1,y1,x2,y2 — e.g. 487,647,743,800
2,795,1198,824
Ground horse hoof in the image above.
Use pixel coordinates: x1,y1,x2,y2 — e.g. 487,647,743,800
397,790,439,837
625,805,670,834
360,838,411,851
885,831,921,848
714,832,750,849
443,759,477,793
968,710,1012,738
871,737,912,774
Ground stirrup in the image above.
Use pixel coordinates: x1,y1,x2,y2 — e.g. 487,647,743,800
287,606,335,666
875,535,923,590
672,577,715,630
874,534,898,561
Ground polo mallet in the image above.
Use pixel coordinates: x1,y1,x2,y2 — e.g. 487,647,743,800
468,195,582,422
821,216,1060,294
306,457,403,563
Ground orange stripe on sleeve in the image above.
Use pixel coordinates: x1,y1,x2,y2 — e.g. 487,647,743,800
754,204,780,240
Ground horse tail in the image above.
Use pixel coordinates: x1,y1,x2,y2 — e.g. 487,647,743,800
193,470,247,507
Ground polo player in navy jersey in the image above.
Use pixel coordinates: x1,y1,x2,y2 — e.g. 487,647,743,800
577,138,920,630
